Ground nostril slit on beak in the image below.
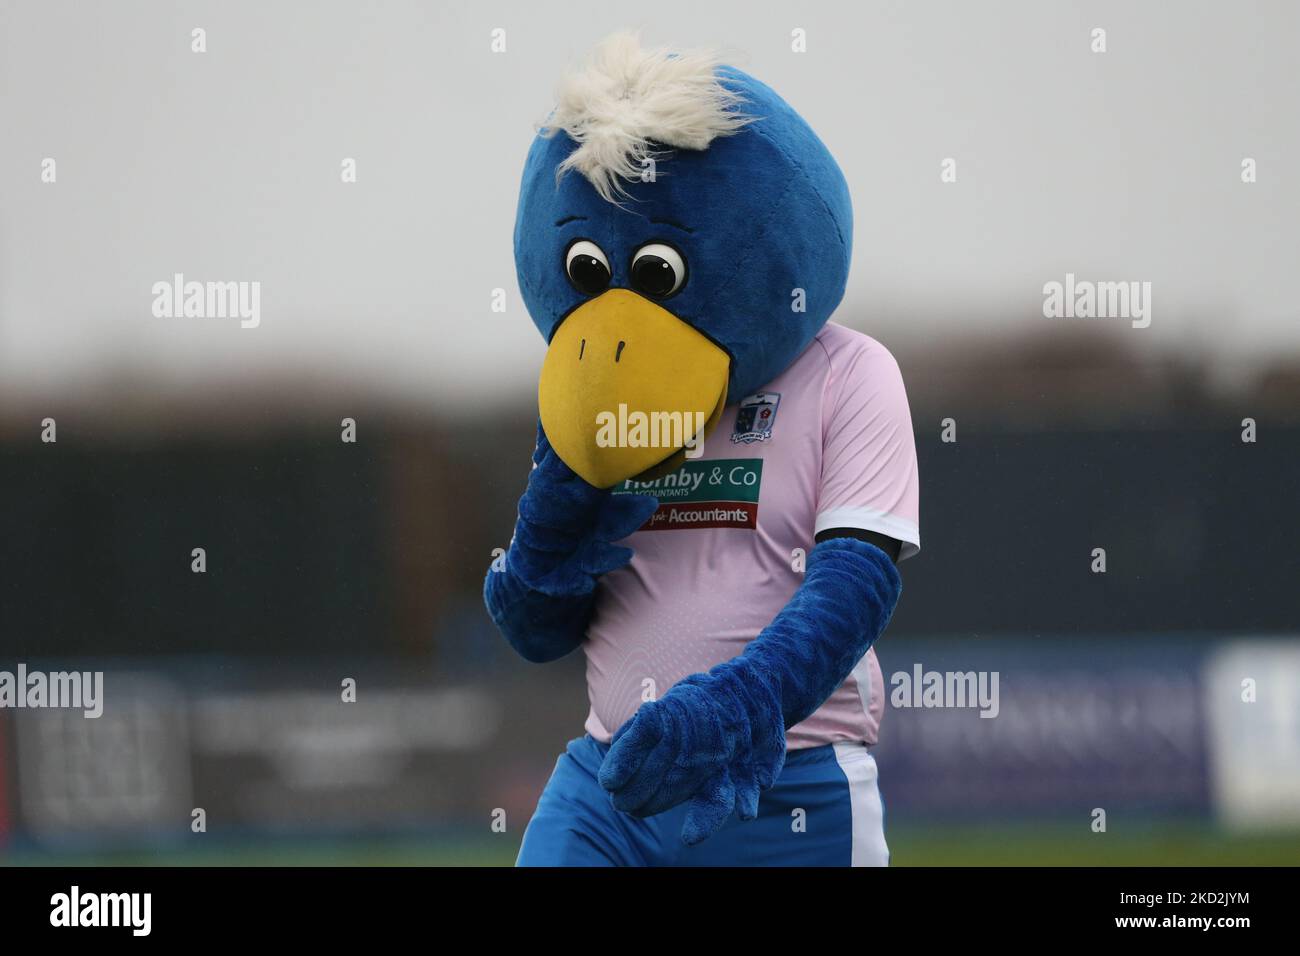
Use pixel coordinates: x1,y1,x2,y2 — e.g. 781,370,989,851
578,338,585,360
615,340,626,363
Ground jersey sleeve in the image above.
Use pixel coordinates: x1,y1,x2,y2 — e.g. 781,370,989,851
814,336,921,559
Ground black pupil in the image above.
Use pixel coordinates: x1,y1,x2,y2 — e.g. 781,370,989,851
632,255,677,297
568,254,610,294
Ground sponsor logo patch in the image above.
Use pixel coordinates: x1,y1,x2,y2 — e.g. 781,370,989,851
613,458,763,530
731,392,780,444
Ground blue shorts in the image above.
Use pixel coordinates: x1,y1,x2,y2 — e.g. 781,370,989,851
516,734,888,866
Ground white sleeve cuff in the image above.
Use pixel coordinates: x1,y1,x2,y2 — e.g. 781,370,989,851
814,506,921,560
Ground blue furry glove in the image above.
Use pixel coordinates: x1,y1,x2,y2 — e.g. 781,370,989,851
484,424,659,663
598,537,902,845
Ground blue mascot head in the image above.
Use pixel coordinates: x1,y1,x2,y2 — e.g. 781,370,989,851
513,33,852,488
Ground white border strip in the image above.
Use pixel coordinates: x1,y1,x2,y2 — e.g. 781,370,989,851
832,742,889,867
814,507,921,560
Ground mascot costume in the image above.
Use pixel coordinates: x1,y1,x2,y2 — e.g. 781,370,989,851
485,33,920,866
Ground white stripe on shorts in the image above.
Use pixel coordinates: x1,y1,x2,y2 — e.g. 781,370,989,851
832,742,889,867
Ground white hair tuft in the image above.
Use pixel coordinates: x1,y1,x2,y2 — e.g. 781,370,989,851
541,32,751,202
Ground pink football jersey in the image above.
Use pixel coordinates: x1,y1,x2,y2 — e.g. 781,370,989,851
583,322,921,749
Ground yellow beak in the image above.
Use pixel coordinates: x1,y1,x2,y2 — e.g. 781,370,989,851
538,289,730,489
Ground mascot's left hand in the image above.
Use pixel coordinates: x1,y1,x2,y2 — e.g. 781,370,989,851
598,663,785,846
597,538,903,846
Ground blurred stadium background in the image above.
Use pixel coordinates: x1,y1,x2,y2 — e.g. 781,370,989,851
2,1,1298,865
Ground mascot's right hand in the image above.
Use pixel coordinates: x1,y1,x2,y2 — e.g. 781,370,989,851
507,423,659,597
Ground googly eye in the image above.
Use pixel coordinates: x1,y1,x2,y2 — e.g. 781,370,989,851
565,240,611,296
630,243,687,299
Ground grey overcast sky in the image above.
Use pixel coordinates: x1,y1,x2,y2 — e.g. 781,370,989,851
2,0,1296,409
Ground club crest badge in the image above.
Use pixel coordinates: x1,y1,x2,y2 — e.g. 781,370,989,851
731,392,781,444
